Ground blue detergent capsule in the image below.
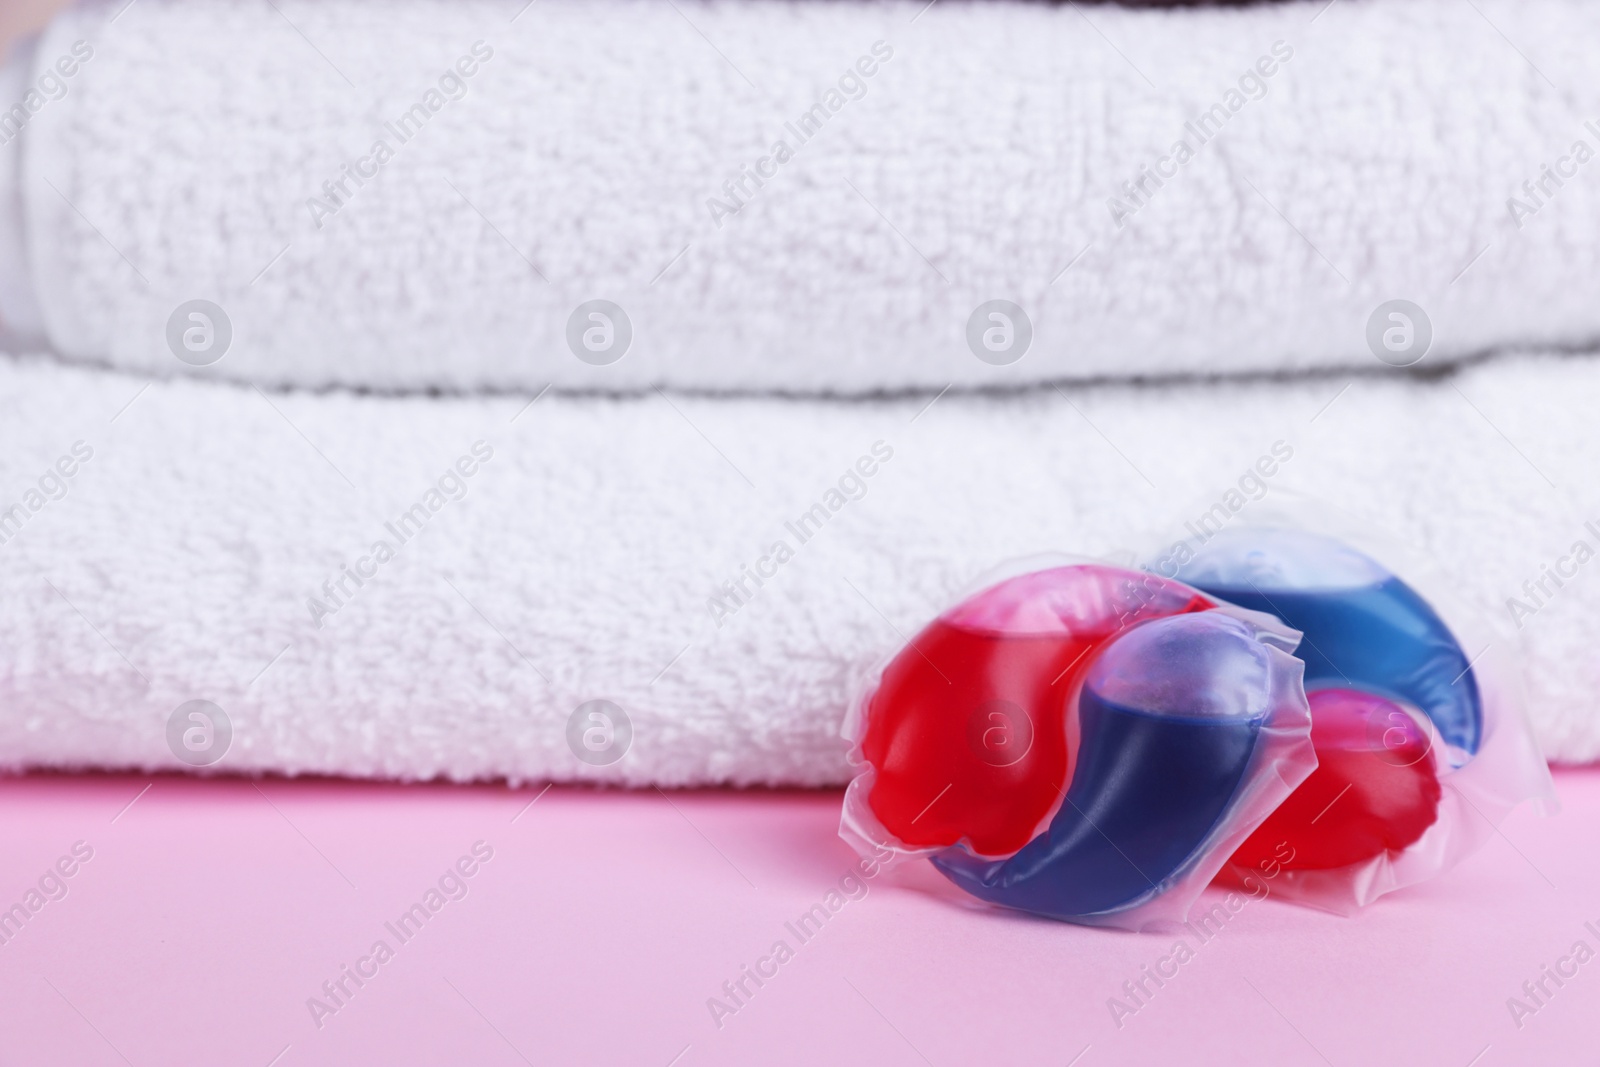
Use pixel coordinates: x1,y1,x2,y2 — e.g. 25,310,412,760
932,612,1303,921
1170,528,1482,756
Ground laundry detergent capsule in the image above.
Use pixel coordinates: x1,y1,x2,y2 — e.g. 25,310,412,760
1162,523,1550,911
840,562,1314,930
1169,528,1466,873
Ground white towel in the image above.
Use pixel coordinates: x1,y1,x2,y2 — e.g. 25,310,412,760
1,349,1595,785
8,0,1600,392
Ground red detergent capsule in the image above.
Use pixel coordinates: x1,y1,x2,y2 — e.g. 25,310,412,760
859,565,1212,857
1231,688,1442,871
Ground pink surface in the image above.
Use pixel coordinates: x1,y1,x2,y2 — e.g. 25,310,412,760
2,769,1597,1066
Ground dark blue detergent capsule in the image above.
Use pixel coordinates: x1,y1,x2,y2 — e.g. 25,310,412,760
932,612,1297,921
1171,528,1482,756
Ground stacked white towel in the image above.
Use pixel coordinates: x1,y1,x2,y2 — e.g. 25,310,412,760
1,350,1595,784
4,0,1600,392
3,0,1598,785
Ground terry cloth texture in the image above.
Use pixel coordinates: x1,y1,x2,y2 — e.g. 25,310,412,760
1,350,1596,786
6,0,1600,392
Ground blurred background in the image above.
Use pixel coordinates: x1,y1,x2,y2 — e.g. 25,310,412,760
0,0,64,57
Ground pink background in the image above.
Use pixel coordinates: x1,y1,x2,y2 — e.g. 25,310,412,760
2,769,1596,1065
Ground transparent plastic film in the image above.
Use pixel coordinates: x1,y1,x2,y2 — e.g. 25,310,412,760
1144,498,1554,914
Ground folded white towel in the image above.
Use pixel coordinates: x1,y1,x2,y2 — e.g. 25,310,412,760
1,350,1595,784
10,0,1600,392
